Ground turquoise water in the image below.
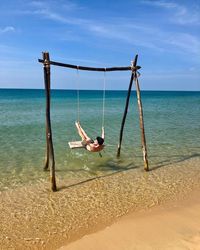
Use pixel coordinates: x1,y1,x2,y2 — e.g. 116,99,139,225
0,89,200,190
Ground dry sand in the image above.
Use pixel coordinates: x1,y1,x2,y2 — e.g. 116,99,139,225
60,189,200,250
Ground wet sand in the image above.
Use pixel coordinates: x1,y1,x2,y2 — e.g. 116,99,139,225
60,189,200,250
1,156,200,249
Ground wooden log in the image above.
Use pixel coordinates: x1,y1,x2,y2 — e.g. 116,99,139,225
38,59,141,72
43,52,57,191
134,72,149,171
116,55,138,157
43,53,50,171
44,133,49,171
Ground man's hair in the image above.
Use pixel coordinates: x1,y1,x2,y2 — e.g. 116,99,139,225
96,136,104,145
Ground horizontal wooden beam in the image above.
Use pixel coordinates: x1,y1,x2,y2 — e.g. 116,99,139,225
38,59,141,72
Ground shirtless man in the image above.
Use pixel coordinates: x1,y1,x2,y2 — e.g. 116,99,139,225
75,121,105,152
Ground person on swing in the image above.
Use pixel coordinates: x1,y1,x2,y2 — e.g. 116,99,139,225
75,121,105,152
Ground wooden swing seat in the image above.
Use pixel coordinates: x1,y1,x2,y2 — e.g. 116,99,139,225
68,141,85,149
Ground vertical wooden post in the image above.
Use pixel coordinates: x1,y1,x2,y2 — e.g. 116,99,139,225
43,52,57,191
134,61,149,171
116,55,137,157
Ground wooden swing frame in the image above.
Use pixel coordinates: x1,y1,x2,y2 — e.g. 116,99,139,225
38,52,149,192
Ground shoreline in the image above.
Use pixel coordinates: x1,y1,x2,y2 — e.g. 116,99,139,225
60,187,200,250
1,156,200,249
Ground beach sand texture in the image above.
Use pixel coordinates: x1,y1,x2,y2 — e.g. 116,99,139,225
61,189,200,250
1,156,200,249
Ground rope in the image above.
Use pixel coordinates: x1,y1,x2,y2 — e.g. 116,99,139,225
76,66,106,127
76,67,80,122
131,60,141,79
102,69,106,128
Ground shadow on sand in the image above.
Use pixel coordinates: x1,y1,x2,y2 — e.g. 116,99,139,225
57,153,200,191
149,153,200,171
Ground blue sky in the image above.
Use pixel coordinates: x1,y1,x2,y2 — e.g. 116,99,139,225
0,0,200,90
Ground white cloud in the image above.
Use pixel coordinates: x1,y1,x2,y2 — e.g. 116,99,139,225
0,26,15,34
30,1,45,8
87,21,200,57
87,23,162,51
13,1,200,58
30,0,82,11
141,0,200,25
20,5,88,26
142,0,177,9
166,33,200,55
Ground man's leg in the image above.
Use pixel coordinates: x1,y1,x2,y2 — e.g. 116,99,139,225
78,122,90,140
75,122,86,140
75,122,90,141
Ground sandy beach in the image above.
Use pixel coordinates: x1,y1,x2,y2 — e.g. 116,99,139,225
1,156,200,249
60,188,200,250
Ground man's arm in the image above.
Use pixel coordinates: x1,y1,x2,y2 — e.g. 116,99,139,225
101,127,105,140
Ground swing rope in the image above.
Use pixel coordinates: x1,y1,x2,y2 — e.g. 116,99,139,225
102,70,106,128
76,67,80,122
76,67,106,128
69,68,106,150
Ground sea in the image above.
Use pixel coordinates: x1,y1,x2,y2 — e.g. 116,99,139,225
0,89,200,191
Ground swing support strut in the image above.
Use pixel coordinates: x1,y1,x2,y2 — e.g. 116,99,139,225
39,52,149,191
42,52,57,191
117,55,149,171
